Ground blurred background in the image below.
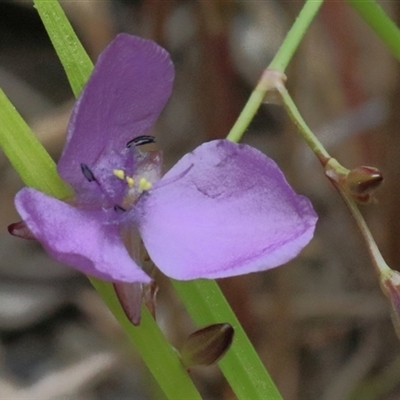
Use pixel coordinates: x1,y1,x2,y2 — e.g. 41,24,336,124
0,0,399,399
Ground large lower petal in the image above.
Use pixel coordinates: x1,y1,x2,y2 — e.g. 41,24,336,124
15,188,150,283
137,140,317,280
58,34,174,191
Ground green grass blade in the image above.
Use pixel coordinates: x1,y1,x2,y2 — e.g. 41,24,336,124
348,0,400,62
34,0,93,96
0,87,72,198
269,0,324,72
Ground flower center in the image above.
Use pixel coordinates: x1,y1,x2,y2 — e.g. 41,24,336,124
113,168,153,208
79,135,162,213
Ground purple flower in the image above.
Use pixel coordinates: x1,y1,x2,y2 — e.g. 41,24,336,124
14,34,317,285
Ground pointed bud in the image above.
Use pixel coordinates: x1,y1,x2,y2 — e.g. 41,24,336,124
345,166,383,203
8,220,36,240
380,270,400,340
325,160,383,204
114,282,143,326
180,323,234,367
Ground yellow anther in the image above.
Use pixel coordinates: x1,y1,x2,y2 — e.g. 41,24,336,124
126,176,134,188
139,177,152,192
113,169,125,180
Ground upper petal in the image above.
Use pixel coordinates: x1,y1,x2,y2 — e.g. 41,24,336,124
15,188,151,283
58,34,174,191
136,140,317,280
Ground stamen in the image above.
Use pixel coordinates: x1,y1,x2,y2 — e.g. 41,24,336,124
139,177,152,192
80,163,96,182
126,176,134,188
126,135,156,148
113,169,125,180
114,204,126,213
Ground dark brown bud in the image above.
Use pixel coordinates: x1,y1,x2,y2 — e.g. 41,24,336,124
8,220,36,240
114,280,159,326
114,282,144,326
346,166,383,203
180,323,234,367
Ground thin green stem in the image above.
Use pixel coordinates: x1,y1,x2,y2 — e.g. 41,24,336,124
225,87,266,143
335,190,391,275
172,279,282,400
269,0,324,72
278,87,391,276
348,0,400,63
279,87,330,164
226,0,324,143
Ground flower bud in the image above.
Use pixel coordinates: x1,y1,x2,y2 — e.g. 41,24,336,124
114,282,143,326
346,166,383,203
114,280,159,326
380,271,400,340
8,220,36,240
180,323,234,367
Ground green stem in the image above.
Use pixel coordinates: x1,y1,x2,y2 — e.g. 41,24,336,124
269,0,324,72
225,86,267,143
348,0,400,63
226,0,324,143
335,189,391,276
172,280,282,400
279,87,330,164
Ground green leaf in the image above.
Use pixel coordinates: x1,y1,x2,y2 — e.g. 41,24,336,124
348,0,400,63
0,87,72,198
34,0,93,97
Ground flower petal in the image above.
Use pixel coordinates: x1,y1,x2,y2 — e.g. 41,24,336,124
15,188,151,283
58,34,174,190
136,140,317,280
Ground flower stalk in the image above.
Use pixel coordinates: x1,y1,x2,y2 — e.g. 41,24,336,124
275,85,391,278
